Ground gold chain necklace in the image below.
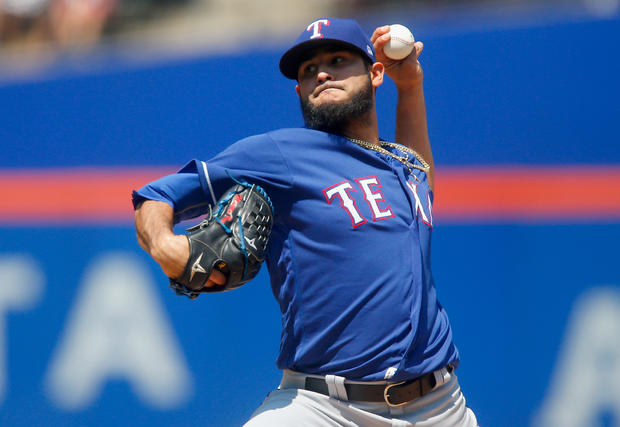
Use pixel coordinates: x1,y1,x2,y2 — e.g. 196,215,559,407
347,138,430,175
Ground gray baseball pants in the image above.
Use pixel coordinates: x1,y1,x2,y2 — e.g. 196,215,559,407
244,368,478,426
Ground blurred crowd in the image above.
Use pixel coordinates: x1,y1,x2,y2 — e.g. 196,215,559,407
0,0,118,50
0,0,189,52
0,0,613,58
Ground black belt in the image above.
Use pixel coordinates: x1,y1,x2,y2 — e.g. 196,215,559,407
304,365,453,407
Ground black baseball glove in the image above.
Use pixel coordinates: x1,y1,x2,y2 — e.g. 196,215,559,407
169,182,274,299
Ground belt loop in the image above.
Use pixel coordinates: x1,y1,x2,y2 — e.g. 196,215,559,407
325,374,348,400
433,366,452,388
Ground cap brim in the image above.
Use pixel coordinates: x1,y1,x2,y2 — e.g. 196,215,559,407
279,38,371,80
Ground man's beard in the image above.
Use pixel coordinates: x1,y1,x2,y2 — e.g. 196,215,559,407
299,77,373,134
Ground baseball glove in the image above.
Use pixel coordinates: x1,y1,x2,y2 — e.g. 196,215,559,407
169,181,274,299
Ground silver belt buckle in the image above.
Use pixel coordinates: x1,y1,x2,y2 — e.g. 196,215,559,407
383,381,407,407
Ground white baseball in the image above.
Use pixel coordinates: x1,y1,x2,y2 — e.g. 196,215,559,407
383,24,415,60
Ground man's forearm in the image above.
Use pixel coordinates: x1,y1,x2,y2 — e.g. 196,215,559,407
134,200,188,278
395,81,434,190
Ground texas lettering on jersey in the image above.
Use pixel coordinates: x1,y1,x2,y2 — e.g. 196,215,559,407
405,179,433,228
322,176,432,228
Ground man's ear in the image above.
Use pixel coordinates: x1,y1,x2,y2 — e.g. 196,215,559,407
370,62,384,88
295,85,301,98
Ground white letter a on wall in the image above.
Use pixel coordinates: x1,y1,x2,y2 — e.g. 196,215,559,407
45,252,192,410
533,287,620,427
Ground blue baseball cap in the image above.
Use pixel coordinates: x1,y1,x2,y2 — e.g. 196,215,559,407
279,18,376,80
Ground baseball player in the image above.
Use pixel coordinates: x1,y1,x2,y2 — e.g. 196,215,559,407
133,18,478,426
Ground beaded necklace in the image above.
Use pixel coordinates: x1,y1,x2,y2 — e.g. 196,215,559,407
347,138,430,175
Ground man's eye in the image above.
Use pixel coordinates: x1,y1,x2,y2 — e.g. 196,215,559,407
304,64,317,74
332,56,345,65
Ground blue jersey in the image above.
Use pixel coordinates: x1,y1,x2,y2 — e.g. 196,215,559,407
133,128,458,382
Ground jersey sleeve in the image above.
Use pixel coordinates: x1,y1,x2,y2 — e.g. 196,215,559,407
131,169,210,223
132,132,292,223
202,133,293,205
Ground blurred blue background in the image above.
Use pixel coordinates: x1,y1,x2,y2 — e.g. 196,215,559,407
1,1,619,426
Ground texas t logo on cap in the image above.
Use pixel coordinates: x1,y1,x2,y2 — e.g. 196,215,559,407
307,19,330,39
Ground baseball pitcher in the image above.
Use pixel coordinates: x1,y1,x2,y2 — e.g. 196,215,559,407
133,18,478,426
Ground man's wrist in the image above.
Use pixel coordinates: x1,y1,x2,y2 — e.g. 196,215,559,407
395,78,424,94
151,234,188,278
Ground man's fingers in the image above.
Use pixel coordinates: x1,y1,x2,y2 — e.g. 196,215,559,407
370,25,390,43
414,41,424,58
204,269,227,288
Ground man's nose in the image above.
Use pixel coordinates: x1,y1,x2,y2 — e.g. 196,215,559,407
316,69,332,84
